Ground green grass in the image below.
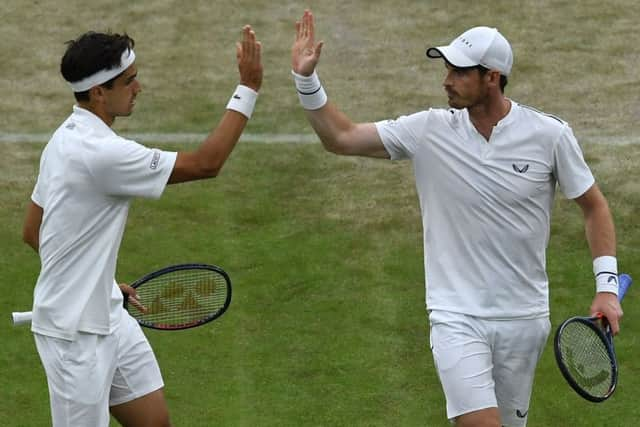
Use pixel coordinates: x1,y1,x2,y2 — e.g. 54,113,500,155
2,0,640,140
2,0,640,425
1,141,639,426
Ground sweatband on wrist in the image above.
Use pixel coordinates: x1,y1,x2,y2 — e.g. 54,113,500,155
292,70,328,110
226,85,258,119
593,255,618,295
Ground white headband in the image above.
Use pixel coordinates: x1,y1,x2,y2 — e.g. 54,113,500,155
68,49,136,92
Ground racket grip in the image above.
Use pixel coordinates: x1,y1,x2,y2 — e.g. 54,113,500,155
618,273,632,302
11,311,33,326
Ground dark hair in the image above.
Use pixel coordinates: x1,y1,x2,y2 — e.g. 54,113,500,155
60,31,135,101
475,65,508,93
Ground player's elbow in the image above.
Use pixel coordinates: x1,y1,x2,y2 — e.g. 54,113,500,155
198,162,222,178
171,152,223,183
22,230,38,252
322,133,352,155
324,142,346,155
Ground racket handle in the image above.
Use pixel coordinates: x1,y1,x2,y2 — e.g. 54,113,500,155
11,311,33,326
618,273,633,302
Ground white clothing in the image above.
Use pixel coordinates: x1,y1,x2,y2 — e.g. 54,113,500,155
34,311,164,427
376,101,594,319
429,310,550,426
31,105,177,340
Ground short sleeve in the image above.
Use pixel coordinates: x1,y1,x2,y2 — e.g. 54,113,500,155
31,176,44,207
86,137,177,199
31,145,50,207
375,110,430,160
552,125,595,199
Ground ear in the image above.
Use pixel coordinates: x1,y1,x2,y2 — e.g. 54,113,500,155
486,70,502,88
89,86,106,103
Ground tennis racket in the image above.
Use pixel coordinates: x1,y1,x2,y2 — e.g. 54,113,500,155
11,263,232,331
554,273,632,402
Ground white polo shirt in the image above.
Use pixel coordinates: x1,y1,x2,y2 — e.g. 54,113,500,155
31,106,177,340
376,101,594,319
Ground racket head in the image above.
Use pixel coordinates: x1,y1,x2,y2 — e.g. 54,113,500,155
554,315,617,402
124,263,232,330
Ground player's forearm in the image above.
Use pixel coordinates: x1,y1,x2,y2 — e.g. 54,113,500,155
293,70,387,158
583,201,616,258
195,110,249,175
304,103,356,154
292,70,349,153
169,85,258,184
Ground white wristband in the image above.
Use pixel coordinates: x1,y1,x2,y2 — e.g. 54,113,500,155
593,255,618,295
226,85,258,119
292,70,328,110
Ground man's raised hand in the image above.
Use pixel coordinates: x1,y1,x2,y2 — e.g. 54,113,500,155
292,10,323,76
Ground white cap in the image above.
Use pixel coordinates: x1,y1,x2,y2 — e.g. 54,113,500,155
426,26,513,76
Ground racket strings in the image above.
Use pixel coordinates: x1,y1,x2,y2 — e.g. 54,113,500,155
558,321,613,397
131,269,229,327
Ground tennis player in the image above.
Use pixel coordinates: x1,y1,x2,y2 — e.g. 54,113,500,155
291,10,622,427
22,26,262,427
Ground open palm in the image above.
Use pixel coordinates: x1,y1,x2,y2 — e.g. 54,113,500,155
292,10,324,76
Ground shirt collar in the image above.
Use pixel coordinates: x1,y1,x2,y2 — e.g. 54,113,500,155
71,105,116,137
459,99,517,133
495,99,516,129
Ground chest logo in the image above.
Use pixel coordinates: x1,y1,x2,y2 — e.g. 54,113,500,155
512,163,529,173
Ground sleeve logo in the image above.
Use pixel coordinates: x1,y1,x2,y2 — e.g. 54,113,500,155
150,151,160,170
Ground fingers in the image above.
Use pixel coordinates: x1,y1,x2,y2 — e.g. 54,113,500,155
242,25,255,59
237,24,263,91
119,283,148,313
119,283,138,301
315,41,324,60
236,25,254,61
590,292,623,335
295,10,315,41
129,295,148,313
239,25,261,62
608,305,623,335
303,9,314,39
255,40,262,64
292,9,322,75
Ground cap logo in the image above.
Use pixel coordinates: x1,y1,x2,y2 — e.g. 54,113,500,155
460,37,473,47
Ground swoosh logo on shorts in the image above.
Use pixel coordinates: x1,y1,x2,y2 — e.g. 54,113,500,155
516,409,528,418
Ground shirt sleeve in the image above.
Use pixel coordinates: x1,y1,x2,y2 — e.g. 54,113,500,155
31,177,44,207
375,110,430,160
86,136,177,199
31,146,49,207
552,125,595,199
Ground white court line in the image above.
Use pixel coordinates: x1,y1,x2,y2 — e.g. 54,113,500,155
0,132,319,144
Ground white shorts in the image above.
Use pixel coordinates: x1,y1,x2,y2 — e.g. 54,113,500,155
34,311,164,427
429,310,550,427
